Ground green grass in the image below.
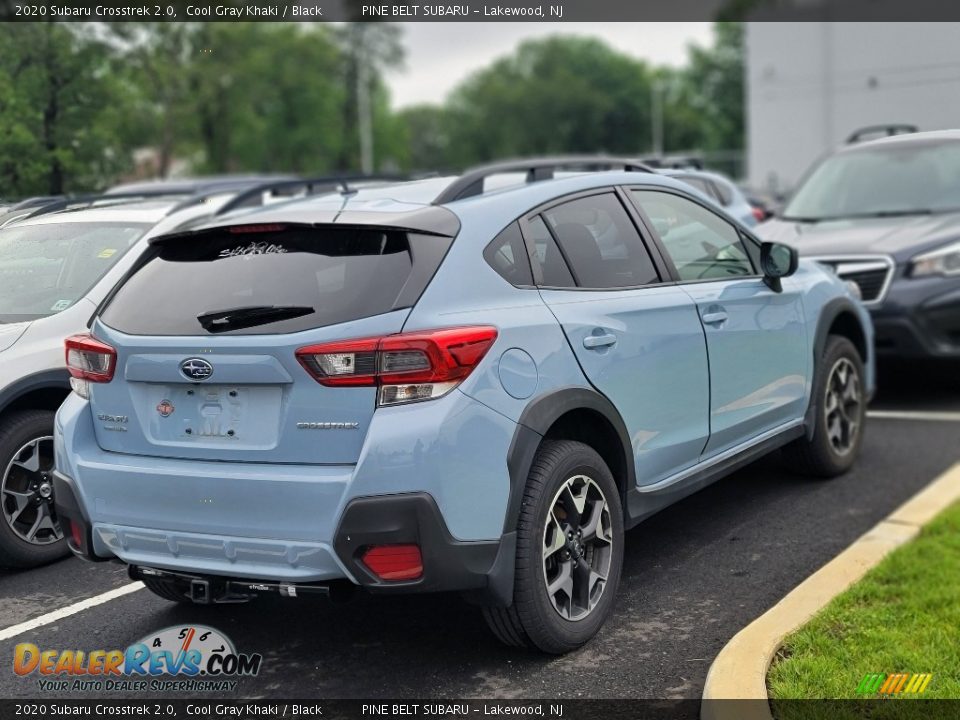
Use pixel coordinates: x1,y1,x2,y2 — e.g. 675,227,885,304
766,501,960,719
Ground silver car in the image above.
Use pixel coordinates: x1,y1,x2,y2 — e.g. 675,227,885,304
0,194,248,567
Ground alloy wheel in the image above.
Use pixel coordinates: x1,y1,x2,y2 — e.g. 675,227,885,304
824,358,862,457
542,475,613,621
1,436,63,545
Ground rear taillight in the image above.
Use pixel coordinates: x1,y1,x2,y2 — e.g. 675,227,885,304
751,206,766,223
65,334,116,398
296,326,497,407
361,544,423,581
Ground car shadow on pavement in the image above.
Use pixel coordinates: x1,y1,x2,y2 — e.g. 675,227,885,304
45,405,957,701
871,357,960,411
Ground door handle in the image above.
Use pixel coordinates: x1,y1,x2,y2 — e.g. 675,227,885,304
701,311,728,325
583,333,617,349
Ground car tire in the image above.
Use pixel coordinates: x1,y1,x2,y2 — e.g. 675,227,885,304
142,577,192,603
0,410,69,568
483,440,624,653
782,335,866,478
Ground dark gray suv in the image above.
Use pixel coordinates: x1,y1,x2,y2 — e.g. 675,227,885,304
757,130,960,359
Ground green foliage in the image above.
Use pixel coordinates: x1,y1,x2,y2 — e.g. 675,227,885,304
0,23,136,196
188,24,346,174
442,36,655,167
400,24,745,171
0,21,745,196
682,22,745,152
768,501,960,711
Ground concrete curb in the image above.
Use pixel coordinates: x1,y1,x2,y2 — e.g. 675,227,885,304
700,462,960,720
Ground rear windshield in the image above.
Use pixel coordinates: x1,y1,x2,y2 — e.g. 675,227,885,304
99,226,451,335
0,222,148,323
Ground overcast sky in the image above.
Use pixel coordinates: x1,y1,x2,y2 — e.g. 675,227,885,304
386,23,713,108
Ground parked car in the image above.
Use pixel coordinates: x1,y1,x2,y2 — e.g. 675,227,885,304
663,168,761,226
0,196,65,229
757,130,960,359
54,157,873,653
0,183,302,569
741,187,779,222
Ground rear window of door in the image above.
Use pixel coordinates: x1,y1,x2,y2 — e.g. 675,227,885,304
538,193,659,289
100,226,451,335
631,190,755,282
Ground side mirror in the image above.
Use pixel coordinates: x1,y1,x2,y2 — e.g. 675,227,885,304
760,241,798,292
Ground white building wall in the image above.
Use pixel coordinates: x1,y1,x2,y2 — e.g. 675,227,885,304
747,22,960,194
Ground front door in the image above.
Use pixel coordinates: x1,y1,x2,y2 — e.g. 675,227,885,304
629,188,808,457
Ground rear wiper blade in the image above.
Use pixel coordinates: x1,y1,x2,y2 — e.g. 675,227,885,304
197,305,314,333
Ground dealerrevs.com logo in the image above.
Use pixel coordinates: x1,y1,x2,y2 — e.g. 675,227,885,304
14,625,262,693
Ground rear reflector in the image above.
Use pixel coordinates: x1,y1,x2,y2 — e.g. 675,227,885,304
296,326,497,406
69,520,83,549
361,544,423,581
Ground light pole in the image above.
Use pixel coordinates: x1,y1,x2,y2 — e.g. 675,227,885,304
651,79,664,158
357,50,374,174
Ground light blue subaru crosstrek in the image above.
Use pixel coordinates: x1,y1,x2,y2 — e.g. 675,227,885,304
54,158,874,653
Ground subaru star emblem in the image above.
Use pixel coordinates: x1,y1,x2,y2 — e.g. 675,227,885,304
180,358,214,381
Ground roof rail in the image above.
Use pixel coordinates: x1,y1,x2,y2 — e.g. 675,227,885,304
846,124,918,144
22,190,196,220
432,156,655,205
6,195,65,211
642,155,705,170
214,174,411,217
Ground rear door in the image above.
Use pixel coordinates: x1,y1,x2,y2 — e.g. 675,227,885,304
90,224,451,465
629,189,808,457
528,190,710,487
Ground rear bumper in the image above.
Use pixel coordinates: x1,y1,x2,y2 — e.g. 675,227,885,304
55,474,512,601
53,389,517,601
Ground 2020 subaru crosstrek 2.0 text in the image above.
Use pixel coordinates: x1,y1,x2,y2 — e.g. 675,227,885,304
54,159,874,652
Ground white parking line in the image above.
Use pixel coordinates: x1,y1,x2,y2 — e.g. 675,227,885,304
868,410,960,423
0,582,143,642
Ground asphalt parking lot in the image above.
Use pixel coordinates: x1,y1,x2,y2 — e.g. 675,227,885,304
0,361,957,704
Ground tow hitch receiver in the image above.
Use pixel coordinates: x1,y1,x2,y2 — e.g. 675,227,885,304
129,565,344,604
190,578,211,604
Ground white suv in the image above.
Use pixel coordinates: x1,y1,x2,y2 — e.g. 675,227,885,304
0,193,252,567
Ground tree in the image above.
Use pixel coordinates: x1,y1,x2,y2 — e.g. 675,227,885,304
442,36,656,167
106,23,201,178
682,22,745,152
193,24,346,174
0,23,135,196
397,104,452,172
